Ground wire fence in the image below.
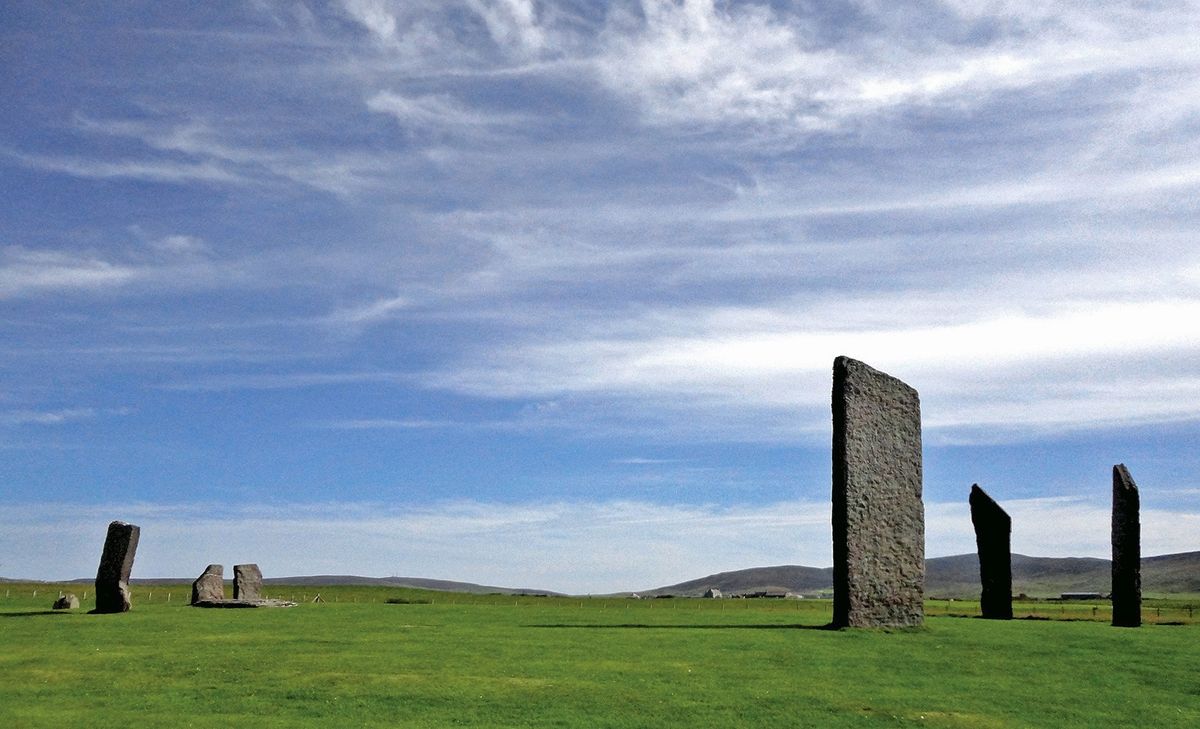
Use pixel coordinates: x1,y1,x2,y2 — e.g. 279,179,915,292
2,585,1195,625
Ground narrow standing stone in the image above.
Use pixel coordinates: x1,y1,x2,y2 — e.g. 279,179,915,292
191,564,225,604
1111,464,1141,627
94,521,140,613
233,564,263,601
969,484,1012,619
831,356,925,628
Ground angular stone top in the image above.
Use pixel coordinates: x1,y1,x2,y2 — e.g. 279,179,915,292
969,484,1011,530
833,355,920,405
97,521,140,577
199,564,223,576
1113,463,1139,500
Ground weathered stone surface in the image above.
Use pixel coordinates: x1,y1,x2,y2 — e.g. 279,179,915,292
52,593,80,610
969,484,1012,620
192,598,296,609
1112,464,1141,628
191,564,225,604
831,356,924,628
233,563,263,601
94,520,140,613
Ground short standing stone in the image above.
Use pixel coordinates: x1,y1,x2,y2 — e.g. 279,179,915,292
94,520,140,613
969,484,1012,620
191,564,225,604
831,356,925,628
53,593,80,610
1112,464,1141,628
233,564,263,601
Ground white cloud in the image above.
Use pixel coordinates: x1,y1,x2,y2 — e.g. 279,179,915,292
323,294,411,327
340,0,399,42
366,90,521,132
0,408,98,427
427,295,1200,438
0,247,144,298
465,0,547,54
590,0,1200,133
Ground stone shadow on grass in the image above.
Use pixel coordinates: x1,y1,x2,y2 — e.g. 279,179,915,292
527,623,838,631
0,611,74,618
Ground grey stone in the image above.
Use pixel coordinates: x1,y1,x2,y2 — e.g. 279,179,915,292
192,598,296,609
831,356,925,628
191,564,225,604
1112,464,1141,628
969,484,1012,620
233,563,263,601
52,593,80,610
94,521,140,613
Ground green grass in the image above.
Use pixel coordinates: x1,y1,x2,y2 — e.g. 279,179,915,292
2,584,1198,727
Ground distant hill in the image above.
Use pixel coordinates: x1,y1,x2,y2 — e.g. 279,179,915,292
262,575,564,596
46,574,562,596
11,551,1199,597
644,551,1200,598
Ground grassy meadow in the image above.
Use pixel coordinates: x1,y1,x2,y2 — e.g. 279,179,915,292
2,583,1198,728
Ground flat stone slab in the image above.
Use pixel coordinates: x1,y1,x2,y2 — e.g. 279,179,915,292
192,598,297,609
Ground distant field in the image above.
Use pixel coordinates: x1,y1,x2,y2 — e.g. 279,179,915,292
2,584,1198,728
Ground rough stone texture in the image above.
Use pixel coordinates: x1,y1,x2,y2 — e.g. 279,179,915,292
969,484,1012,620
52,593,80,610
233,563,263,601
192,598,296,609
1112,464,1141,628
94,520,140,614
831,356,924,628
191,564,225,605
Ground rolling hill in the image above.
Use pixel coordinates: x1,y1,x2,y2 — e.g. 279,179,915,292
642,551,1200,598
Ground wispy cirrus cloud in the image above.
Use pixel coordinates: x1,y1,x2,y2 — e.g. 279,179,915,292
0,407,130,427
0,248,145,298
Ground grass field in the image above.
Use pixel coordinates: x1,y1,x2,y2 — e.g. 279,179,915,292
2,584,1198,727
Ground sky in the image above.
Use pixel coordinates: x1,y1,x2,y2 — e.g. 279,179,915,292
3,0,1200,593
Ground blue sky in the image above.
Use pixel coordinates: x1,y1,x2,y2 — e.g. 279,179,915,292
3,0,1200,592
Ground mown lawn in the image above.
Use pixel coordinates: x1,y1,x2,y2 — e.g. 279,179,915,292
1,585,1197,727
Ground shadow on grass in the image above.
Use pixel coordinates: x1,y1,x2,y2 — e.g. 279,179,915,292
527,623,838,631
0,611,73,618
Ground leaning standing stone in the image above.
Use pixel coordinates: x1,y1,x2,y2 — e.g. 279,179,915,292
191,564,225,604
1112,464,1141,628
831,356,925,628
94,520,140,613
233,564,263,601
970,484,1013,619
53,593,80,610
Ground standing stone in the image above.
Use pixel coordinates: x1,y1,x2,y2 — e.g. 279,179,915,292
94,521,140,613
831,356,925,628
53,593,80,610
233,564,263,601
969,484,1012,620
191,564,225,604
1112,464,1141,627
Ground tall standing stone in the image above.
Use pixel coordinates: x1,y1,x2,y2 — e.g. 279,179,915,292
233,563,263,601
1111,464,1141,627
831,356,925,628
191,564,225,604
969,484,1012,619
94,520,140,613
